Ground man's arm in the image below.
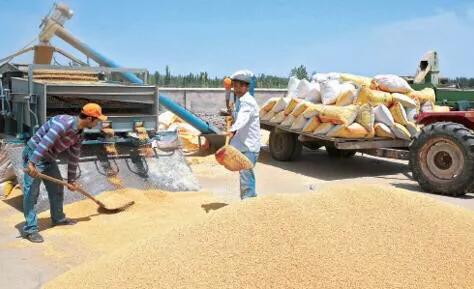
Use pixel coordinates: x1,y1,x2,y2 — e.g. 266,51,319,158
66,141,81,183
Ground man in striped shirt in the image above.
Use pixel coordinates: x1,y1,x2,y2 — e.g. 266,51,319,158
22,103,107,243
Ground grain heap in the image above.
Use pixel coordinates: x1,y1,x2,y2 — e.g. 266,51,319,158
45,184,474,289
261,73,448,140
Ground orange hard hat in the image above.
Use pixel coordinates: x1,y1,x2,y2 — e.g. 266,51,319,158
223,77,232,89
82,103,107,121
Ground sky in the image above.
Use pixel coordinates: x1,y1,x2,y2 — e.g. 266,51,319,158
0,0,473,78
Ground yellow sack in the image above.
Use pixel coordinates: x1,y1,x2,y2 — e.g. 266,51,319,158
327,125,346,138
302,116,320,133
261,110,276,121
290,114,308,131
336,123,369,139
261,97,279,111
405,122,420,137
335,83,358,106
374,123,395,139
270,111,286,124
280,115,296,127
389,102,409,125
271,97,290,113
356,104,375,132
408,88,435,104
313,122,335,135
302,104,325,118
319,105,358,126
434,105,450,112
356,86,393,106
340,73,372,87
259,108,268,118
291,101,311,117
391,123,411,140
284,98,301,115
392,93,417,109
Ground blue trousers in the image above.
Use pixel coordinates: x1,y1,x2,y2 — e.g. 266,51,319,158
240,151,259,200
22,146,66,234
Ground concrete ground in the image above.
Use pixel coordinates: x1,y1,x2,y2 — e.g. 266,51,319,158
1,145,473,289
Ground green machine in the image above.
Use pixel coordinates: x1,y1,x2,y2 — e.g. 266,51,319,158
409,50,474,110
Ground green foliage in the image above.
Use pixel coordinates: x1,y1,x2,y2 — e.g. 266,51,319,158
290,65,308,80
148,66,288,88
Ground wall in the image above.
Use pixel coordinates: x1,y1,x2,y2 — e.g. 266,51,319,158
159,88,287,113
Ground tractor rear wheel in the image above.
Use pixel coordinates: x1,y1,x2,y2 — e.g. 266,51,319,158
269,129,302,161
409,122,474,196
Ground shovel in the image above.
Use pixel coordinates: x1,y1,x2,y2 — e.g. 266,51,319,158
25,170,134,212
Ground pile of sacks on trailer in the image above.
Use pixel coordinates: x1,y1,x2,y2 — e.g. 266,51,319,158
260,73,449,140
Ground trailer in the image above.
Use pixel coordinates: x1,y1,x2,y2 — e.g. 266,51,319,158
261,120,410,161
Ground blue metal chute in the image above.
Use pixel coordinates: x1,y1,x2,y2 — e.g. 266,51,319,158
159,94,219,134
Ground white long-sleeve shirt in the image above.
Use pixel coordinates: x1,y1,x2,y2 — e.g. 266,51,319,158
230,92,261,153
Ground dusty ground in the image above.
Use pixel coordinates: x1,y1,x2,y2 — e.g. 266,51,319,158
1,137,473,289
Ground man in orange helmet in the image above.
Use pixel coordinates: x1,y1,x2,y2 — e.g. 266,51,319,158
22,103,107,243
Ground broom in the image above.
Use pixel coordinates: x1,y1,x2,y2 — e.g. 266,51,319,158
215,117,254,171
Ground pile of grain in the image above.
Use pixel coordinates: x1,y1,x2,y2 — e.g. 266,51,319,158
45,184,474,289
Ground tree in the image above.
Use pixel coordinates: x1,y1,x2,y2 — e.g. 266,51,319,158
290,65,308,80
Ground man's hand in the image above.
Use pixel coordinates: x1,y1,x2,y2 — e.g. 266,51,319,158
66,182,79,192
27,162,40,178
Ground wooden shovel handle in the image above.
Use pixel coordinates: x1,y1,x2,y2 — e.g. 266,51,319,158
24,169,104,207
225,116,232,146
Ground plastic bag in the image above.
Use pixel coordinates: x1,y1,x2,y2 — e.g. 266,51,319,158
272,97,290,113
291,101,311,117
332,123,369,139
283,98,301,115
320,80,341,105
374,123,395,139
371,74,412,94
280,115,296,127
270,111,286,124
356,104,375,132
302,116,320,133
340,73,372,87
390,102,409,125
305,81,321,103
356,86,393,106
374,105,395,127
319,105,359,126
408,88,435,104
287,76,301,99
262,110,276,121
392,93,416,109
290,114,308,131
336,82,358,106
313,122,335,135
303,104,325,118
261,97,279,111
296,79,311,99
391,123,411,140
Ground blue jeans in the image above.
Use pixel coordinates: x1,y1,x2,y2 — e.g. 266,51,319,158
22,146,66,234
240,151,259,200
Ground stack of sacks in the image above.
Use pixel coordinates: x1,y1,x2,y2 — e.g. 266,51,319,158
260,73,445,140
158,111,209,152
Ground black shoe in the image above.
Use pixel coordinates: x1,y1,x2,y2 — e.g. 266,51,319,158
52,218,77,227
25,232,44,243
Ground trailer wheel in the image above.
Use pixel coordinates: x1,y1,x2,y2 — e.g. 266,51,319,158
409,122,474,196
269,129,302,161
325,146,356,158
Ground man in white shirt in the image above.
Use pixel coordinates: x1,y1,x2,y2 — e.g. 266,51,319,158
227,70,261,199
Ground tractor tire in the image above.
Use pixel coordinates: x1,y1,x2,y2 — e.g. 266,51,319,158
269,129,302,161
409,122,474,196
325,146,356,159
